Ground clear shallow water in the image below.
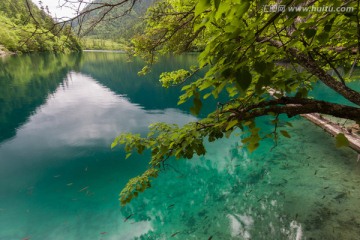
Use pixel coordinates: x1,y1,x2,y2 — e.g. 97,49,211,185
0,52,359,240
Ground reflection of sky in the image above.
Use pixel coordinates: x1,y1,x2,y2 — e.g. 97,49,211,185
0,71,196,150
0,71,196,239
0,71,196,192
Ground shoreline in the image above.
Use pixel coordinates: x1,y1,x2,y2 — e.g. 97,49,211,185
268,88,360,153
82,49,125,53
301,113,360,153
0,46,15,58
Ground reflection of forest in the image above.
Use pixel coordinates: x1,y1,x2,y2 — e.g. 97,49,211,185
79,52,223,115
0,52,222,144
79,52,196,111
0,53,80,143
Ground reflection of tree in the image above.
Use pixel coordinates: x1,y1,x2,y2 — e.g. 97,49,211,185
119,138,297,239
0,53,80,143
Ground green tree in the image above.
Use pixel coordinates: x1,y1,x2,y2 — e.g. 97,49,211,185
0,0,81,53
72,0,360,205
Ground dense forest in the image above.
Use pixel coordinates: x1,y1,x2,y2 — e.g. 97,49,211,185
0,0,81,53
77,0,156,48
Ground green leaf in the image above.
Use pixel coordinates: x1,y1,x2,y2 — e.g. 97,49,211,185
195,0,211,16
111,141,117,149
304,28,316,39
255,75,271,93
317,32,329,44
324,17,336,32
295,88,308,98
335,133,349,148
125,153,132,159
213,0,220,10
235,68,252,91
280,130,291,138
225,130,232,138
254,61,266,74
237,0,250,18
241,136,251,144
226,119,238,131
203,92,212,99
190,94,202,115
248,142,259,153
243,121,252,126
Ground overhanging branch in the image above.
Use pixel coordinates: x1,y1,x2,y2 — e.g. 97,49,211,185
230,97,360,122
258,37,360,106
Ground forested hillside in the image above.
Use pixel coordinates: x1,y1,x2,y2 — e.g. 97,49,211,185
77,0,157,49
0,0,81,53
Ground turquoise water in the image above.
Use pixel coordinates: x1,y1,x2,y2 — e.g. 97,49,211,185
0,52,359,240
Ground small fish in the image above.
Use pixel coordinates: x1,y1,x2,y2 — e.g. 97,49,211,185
334,192,347,200
53,175,61,178
324,186,329,189
168,204,175,209
171,231,180,237
245,189,252,198
67,183,73,186
85,167,88,171
124,213,134,222
79,186,89,192
100,232,107,235
208,236,213,240
257,198,262,202
314,170,318,175
322,195,326,199
295,213,298,220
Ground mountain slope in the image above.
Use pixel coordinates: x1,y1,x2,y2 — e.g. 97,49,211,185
77,0,157,43
0,0,81,53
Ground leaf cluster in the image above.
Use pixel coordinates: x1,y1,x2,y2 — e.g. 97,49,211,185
114,0,360,205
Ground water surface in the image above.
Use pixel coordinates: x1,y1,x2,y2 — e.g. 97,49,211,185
0,52,359,240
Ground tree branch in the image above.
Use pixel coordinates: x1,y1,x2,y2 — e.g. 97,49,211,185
258,37,360,106
232,98,360,122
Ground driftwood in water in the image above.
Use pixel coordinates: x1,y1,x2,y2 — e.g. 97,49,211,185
267,88,360,153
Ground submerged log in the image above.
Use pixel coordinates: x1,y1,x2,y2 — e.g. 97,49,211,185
301,113,360,153
267,88,360,153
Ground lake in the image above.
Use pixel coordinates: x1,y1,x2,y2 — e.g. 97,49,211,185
0,52,359,240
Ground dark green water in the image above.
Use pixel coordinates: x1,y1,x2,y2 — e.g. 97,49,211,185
0,52,359,240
